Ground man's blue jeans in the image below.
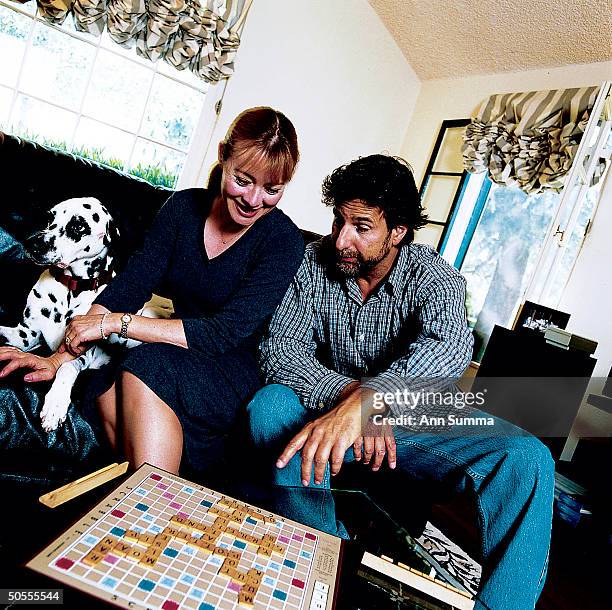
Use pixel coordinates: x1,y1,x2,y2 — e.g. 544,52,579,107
247,384,555,610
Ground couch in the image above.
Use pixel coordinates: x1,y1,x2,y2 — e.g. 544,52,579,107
0,133,434,538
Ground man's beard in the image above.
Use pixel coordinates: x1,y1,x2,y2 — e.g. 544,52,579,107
335,234,393,278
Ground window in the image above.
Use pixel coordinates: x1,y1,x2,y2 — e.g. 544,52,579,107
0,1,219,188
418,83,612,360
417,119,470,249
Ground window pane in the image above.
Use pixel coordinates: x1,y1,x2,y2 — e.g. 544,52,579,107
72,117,134,167
19,20,96,111
9,93,77,144
544,170,609,306
157,59,208,92
130,138,184,187
0,84,13,126
82,49,153,132
459,185,559,357
415,223,444,248
141,74,206,150
0,4,31,87
421,175,460,222
432,126,466,174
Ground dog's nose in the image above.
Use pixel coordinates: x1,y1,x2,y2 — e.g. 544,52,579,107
26,232,46,252
25,232,53,261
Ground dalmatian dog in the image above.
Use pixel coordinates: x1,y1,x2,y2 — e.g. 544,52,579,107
0,197,170,432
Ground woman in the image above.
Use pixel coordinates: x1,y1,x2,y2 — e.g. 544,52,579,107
3,107,304,476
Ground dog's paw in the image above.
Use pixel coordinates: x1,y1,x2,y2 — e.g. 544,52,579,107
40,393,71,432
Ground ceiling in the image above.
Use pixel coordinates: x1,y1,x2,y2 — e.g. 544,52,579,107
368,0,612,80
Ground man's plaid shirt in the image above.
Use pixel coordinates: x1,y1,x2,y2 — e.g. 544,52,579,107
259,238,474,412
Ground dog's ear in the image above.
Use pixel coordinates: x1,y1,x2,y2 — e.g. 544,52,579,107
103,218,120,249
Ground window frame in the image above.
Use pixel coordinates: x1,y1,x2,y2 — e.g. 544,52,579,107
418,118,471,252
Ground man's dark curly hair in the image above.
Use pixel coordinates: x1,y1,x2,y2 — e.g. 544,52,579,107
322,154,428,244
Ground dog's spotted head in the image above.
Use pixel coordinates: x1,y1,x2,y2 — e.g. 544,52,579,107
27,197,118,269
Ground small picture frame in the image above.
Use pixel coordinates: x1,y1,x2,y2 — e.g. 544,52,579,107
512,301,571,334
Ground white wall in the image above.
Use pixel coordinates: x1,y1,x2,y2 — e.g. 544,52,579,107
196,0,421,234
400,62,612,457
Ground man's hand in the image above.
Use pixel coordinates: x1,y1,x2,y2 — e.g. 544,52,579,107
277,383,397,485
0,347,63,382
276,398,363,486
353,420,397,472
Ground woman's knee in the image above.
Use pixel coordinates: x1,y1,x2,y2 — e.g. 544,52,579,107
121,343,180,376
247,384,307,445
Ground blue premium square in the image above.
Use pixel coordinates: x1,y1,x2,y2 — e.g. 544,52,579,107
190,588,204,599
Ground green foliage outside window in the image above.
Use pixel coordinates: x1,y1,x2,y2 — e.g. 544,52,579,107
13,130,177,188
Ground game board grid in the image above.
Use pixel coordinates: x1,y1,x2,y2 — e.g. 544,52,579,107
48,471,319,609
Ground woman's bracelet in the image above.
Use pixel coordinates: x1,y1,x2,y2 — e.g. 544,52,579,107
99,312,109,340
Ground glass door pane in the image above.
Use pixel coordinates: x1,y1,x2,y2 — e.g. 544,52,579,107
459,185,560,358
415,224,444,248
432,126,466,173
421,175,461,222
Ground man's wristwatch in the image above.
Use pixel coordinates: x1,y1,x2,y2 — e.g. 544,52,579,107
119,313,133,339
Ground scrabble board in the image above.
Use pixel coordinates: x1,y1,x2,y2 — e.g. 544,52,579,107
28,464,342,610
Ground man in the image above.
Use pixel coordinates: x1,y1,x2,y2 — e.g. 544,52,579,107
248,154,554,610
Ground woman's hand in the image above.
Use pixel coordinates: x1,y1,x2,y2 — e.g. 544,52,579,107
0,347,63,382
63,313,117,356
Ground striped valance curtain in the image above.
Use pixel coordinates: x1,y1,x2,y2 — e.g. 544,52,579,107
462,86,600,194
10,0,252,83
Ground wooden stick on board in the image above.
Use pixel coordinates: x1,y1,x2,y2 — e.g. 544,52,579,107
39,462,129,509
